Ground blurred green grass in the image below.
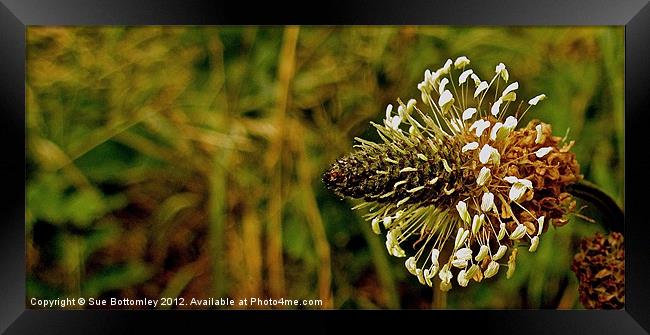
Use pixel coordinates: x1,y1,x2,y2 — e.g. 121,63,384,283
26,26,623,309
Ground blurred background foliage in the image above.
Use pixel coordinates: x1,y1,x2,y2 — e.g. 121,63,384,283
26,26,623,309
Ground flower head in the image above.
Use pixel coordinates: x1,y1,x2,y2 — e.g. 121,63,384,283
323,57,581,290
571,232,625,309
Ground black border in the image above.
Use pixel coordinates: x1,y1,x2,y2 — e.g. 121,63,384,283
2,0,649,334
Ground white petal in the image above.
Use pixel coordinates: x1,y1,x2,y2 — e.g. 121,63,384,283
474,81,489,98
490,122,503,141
481,192,495,212
438,90,454,108
459,69,473,84
438,77,449,93
472,120,491,137
501,81,519,97
457,269,470,287
535,147,553,158
529,236,540,252
537,216,545,235
454,56,470,68
519,179,533,189
462,141,479,152
528,94,546,105
452,258,468,268
456,201,471,224
509,183,528,202
405,256,417,275
462,107,478,121
503,116,518,130
479,144,499,164
431,249,440,266
455,247,473,260
495,63,509,81
390,115,401,129
471,73,481,86
493,245,507,261
371,218,381,234
509,224,527,240
504,176,519,184
535,124,544,144
476,166,491,186
484,261,500,278
498,223,506,240
471,214,485,234
475,245,490,262
385,104,393,120
495,63,506,74
490,98,503,116
441,59,453,74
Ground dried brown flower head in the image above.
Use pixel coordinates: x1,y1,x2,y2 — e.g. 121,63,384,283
572,232,625,309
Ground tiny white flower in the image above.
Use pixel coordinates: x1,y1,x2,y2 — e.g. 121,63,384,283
459,69,473,84
535,147,553,158
457,269,470,287
439,264,453,282
389,115,401,129
456,201,471,224
454,227,470,250
509,224,527,240
528,94,547,105
503,116,518,130
438,77,449,93
537,216,545,235
371,218,381,234
475,245,490,262
484,261,500,278
529,236,540,252
455,247,473,261
416,268,425,284
452,258,468,268
535,124,544,144
495,62,509,82
471,214,485,234
423,269,433,287
474,81,489,97
391,244,406,257
438,90,454,110
470,73,481,86
493,245,507,261
431,248,440,267
481,192,495,212
406,99,417,113
470,119,491,137
501,81,519,97
497,222,506,240
462,141,479,152
490,98,503,116
466,263,479,279
505,177,533,202
383,216,392,228
385,104,393,120
490,122,503,141
405,256,417,275
462,107,478,121
454,56,470,68
479,144,500,165
441,59,453,74
476,166,491,186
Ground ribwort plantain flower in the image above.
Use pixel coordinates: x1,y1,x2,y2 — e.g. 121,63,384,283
323,57,581,290
572,232,625,309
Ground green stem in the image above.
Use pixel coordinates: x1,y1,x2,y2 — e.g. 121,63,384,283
567,180,624,232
